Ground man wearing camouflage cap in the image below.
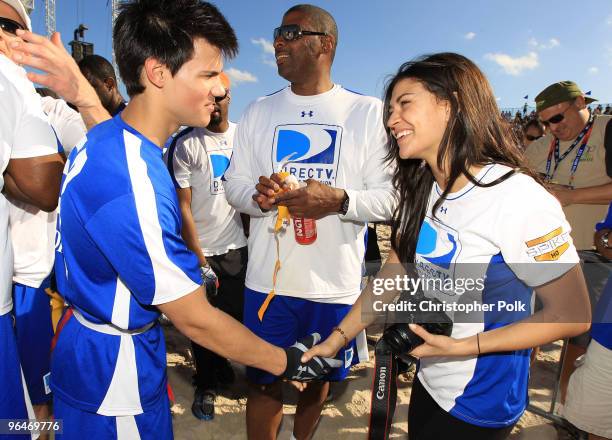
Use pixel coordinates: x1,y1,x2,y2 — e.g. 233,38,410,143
526,81,612,251
525,81,612,411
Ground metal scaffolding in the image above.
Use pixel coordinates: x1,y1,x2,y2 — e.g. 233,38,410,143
45,0,56,36
21,0,34,14
111,0,120,75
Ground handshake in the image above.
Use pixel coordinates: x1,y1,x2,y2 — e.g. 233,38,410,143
200,265,340,381
281,333,342,382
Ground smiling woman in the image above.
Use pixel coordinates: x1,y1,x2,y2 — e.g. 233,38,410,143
302,52,591,440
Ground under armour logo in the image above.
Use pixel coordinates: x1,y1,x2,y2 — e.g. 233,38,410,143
301,111,314,117
440,206,447,214
293,365,314,380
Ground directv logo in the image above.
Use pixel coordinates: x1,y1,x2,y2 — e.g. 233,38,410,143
209,153,231,195
272,124,342,186
416,220,459,270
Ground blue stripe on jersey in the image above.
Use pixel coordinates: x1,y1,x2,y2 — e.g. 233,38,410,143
343,87,364,96
166,127,194,189
592,277,612,349
265,87,285,97
449,253,531,427
434,166,496,200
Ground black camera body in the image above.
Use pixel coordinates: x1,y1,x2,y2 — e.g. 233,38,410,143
381,294,453,355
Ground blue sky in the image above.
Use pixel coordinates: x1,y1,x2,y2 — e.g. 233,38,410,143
29,0,612,121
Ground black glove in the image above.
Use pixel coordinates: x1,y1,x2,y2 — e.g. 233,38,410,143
281,333,343,382
200,265,219,300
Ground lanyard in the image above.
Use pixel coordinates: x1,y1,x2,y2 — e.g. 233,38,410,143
545,116,595,186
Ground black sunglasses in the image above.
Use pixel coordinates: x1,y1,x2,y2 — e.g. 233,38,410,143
214,92,228,103
525,134,543,141
540,103,573,126
273,24,327,42
0,17,25,35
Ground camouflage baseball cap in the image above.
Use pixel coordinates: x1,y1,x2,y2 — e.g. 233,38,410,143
535,81,597,113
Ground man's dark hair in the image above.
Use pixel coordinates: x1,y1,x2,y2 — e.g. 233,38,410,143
35,87,59,99
284,4,338,60
78,55,117,83
113,0,238,97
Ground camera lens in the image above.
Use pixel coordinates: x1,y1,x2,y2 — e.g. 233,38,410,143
382,324,423,354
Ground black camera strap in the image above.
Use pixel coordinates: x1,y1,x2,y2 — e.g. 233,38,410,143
368,339,398,440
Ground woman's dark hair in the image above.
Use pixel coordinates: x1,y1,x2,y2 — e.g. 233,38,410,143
113,0,238,97
383,52,531,265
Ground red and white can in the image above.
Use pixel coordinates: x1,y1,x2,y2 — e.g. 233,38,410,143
293,216,317,245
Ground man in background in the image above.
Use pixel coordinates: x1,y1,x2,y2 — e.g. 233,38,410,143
525,80,612,408
0,0,64,429
78,54,126,116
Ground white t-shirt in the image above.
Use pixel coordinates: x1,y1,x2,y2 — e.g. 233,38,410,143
224,85,396,304
41,96,86,157
414,163,579,427
165,123,247,256
0,54,58,313
9,97,86,288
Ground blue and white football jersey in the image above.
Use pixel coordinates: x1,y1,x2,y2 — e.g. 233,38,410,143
415,163,579,427
53,114,200,415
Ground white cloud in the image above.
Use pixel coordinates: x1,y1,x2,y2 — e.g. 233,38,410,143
251,37,275,55
607,15,612,25
224,68,257,84
528,37,560,50
484,51,539,75
588,66,599,75
251,37,277,68
464,32,476,40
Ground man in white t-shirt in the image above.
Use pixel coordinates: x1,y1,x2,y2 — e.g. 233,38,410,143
165,72,248,421
0,0,64,430
224,5,395,439
9,91,85,429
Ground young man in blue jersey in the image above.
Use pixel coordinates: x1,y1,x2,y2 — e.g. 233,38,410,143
7,1,340,438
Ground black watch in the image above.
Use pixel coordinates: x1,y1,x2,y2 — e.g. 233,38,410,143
339,191,349,215
602,231,611,249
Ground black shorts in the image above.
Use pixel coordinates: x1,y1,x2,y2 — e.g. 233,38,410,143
408,377,515,440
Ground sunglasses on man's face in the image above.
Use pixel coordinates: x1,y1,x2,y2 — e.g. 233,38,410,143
273,24,327,42
525,134,543,141
0,17,25,35
539,103,573,127
214,92,228,103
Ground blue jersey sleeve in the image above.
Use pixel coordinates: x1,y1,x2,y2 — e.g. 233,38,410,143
84,192,201,305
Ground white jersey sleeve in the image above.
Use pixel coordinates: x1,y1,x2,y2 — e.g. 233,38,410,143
167,134,197,189
0,55,58,161
494,173,579,287
341,100,396,222
40,96,86,155
224,102,275,217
